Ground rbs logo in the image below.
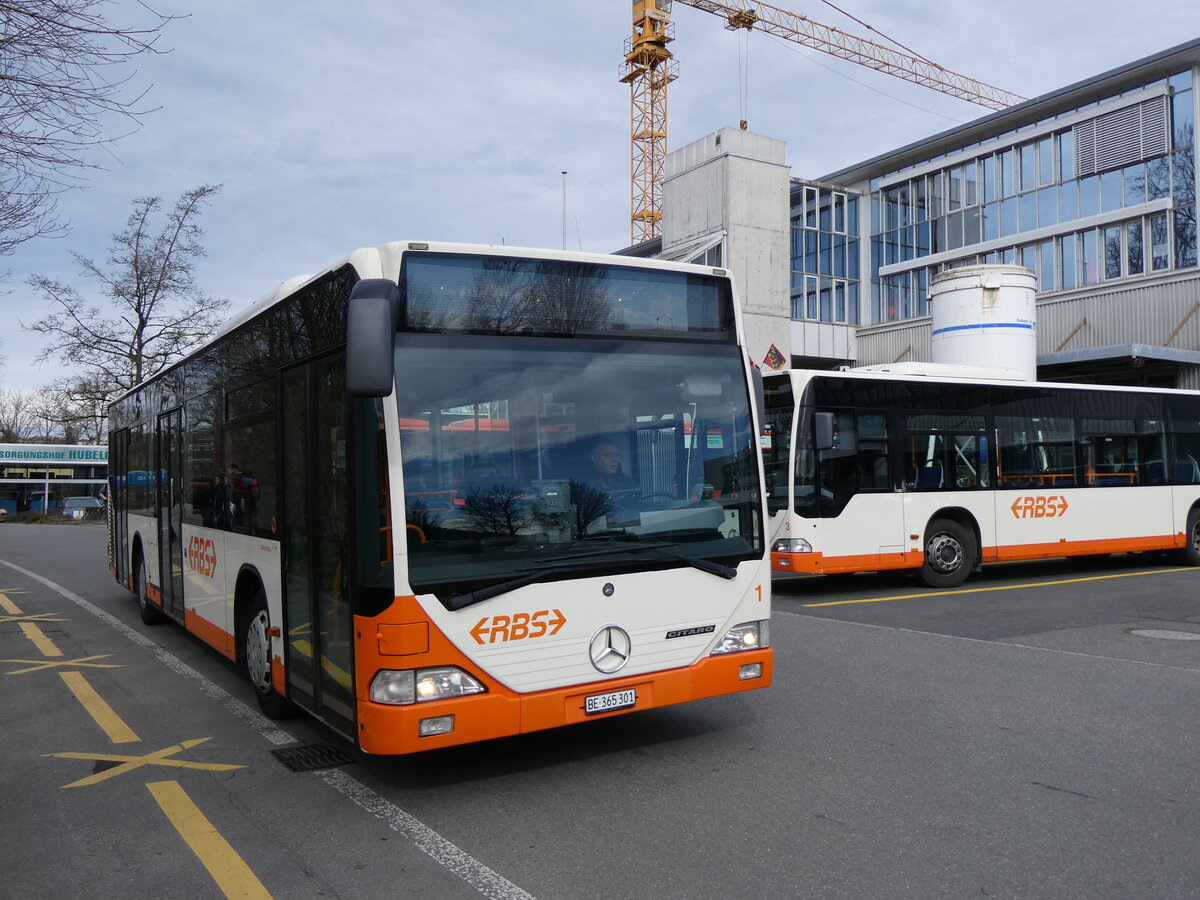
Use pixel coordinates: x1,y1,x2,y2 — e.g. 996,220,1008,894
1009,495,1069,519
471,609,567,645
187,536,217,578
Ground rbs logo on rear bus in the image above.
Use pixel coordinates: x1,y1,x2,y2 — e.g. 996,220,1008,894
1009,495,1069,519
188,536,217,578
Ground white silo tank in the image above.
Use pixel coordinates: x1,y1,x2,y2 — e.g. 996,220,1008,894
929,265,1037,381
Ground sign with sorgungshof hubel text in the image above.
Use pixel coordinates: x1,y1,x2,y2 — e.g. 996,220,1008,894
0,444,108,464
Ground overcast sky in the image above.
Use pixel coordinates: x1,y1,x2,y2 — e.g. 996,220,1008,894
2,0,1198,393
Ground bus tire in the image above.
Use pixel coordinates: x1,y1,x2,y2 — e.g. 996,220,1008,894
134,551,166,626
1180,509,1200,566
243,589,297,719
919,518,975,588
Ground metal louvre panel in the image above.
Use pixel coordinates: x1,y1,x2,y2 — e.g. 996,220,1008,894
1075,97,1169,177
1141,95,1169,156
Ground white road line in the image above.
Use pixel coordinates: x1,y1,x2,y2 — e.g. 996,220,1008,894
0,557,537,900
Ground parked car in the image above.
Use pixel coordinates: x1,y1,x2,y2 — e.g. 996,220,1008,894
60,496,103,520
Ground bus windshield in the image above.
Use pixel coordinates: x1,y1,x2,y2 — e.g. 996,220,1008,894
394,335,763,602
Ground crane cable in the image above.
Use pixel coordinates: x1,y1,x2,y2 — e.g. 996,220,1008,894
737,22,751,129
814,0,937,65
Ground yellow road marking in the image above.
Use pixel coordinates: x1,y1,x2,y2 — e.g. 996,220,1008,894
2,654,121,675
147,780,273,900
18,621,63,657
59,671,140,744
45,737,245,788
0,592,24,614
802,566,1196,607
0,612,65,624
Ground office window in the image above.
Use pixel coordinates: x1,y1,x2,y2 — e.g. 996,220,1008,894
1040,240,1055,290
1151,213,1170,270
1127,220,1144,275
1104,226,1122,279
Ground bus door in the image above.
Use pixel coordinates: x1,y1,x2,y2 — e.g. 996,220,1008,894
280,359,355,737
156,409,185,619
110,429,130,588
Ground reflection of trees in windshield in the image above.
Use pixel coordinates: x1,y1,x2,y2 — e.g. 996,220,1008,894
567,480,614,539
463,484,536,536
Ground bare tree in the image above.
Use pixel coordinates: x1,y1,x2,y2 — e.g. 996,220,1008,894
43,372,107,442
0,1,177,257
23,184,229,401
0,388,42,440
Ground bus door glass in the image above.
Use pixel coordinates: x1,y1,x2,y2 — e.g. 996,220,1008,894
761,375,794,515
279,359,355,736
110,428,130,587
156,409,184,618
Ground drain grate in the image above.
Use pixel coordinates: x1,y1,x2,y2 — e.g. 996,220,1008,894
270,743,356,772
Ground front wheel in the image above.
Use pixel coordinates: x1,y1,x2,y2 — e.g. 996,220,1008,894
919,518,976,588
243,590,297,719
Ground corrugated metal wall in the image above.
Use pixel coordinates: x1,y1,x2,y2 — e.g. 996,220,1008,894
856,273,1200,377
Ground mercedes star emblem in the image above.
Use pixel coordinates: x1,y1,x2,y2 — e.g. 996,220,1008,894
588,624,632,674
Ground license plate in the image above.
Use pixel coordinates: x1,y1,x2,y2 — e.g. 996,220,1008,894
584,687,637,716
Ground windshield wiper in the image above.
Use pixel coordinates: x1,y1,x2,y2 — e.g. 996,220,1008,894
444,541,740,611
444,565,579,612
531,540,738,579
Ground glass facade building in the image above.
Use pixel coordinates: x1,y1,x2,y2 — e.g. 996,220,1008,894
790,183,860,325
861,70,1194,324
796,38,1200,387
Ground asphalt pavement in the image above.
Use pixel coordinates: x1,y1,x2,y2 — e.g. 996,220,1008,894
3,523,1199,899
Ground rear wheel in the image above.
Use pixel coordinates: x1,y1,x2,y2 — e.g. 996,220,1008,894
919,518,975,588
134,551,166,625
243,589,296,719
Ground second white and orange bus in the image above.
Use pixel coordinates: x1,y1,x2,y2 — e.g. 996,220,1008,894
764,364,1200,586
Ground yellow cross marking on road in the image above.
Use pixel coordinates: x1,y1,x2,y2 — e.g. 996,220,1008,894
45,737,246,788
2,654,123,675
0,612,65,624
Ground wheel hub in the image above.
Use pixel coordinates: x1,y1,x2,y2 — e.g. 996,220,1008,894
928,534,964,574
246,611,271,691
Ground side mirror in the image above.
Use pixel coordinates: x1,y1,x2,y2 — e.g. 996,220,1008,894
346,279,400,397
813,411,835,451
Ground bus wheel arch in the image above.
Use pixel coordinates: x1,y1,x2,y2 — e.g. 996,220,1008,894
919,511,978,588
235,568,296,719
132,538,166,625
1179,504,1200,566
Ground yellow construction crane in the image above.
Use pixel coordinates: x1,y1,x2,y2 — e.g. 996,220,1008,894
619,0,1027,243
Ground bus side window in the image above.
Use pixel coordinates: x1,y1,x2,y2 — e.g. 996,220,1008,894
856,412,889,491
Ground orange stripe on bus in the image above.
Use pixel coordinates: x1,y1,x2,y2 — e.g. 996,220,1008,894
183,609,237,661
774,532,1186,574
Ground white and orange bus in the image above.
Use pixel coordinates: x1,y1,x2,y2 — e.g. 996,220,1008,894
108,242,772,754
763,363,1200,587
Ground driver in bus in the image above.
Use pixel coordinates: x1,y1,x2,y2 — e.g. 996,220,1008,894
586,439,638,492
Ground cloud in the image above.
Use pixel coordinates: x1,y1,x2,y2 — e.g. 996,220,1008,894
0,0,1196,393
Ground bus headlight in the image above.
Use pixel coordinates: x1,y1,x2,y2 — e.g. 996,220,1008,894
710,620,770,655
772,537,812,553
370,666,485,705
